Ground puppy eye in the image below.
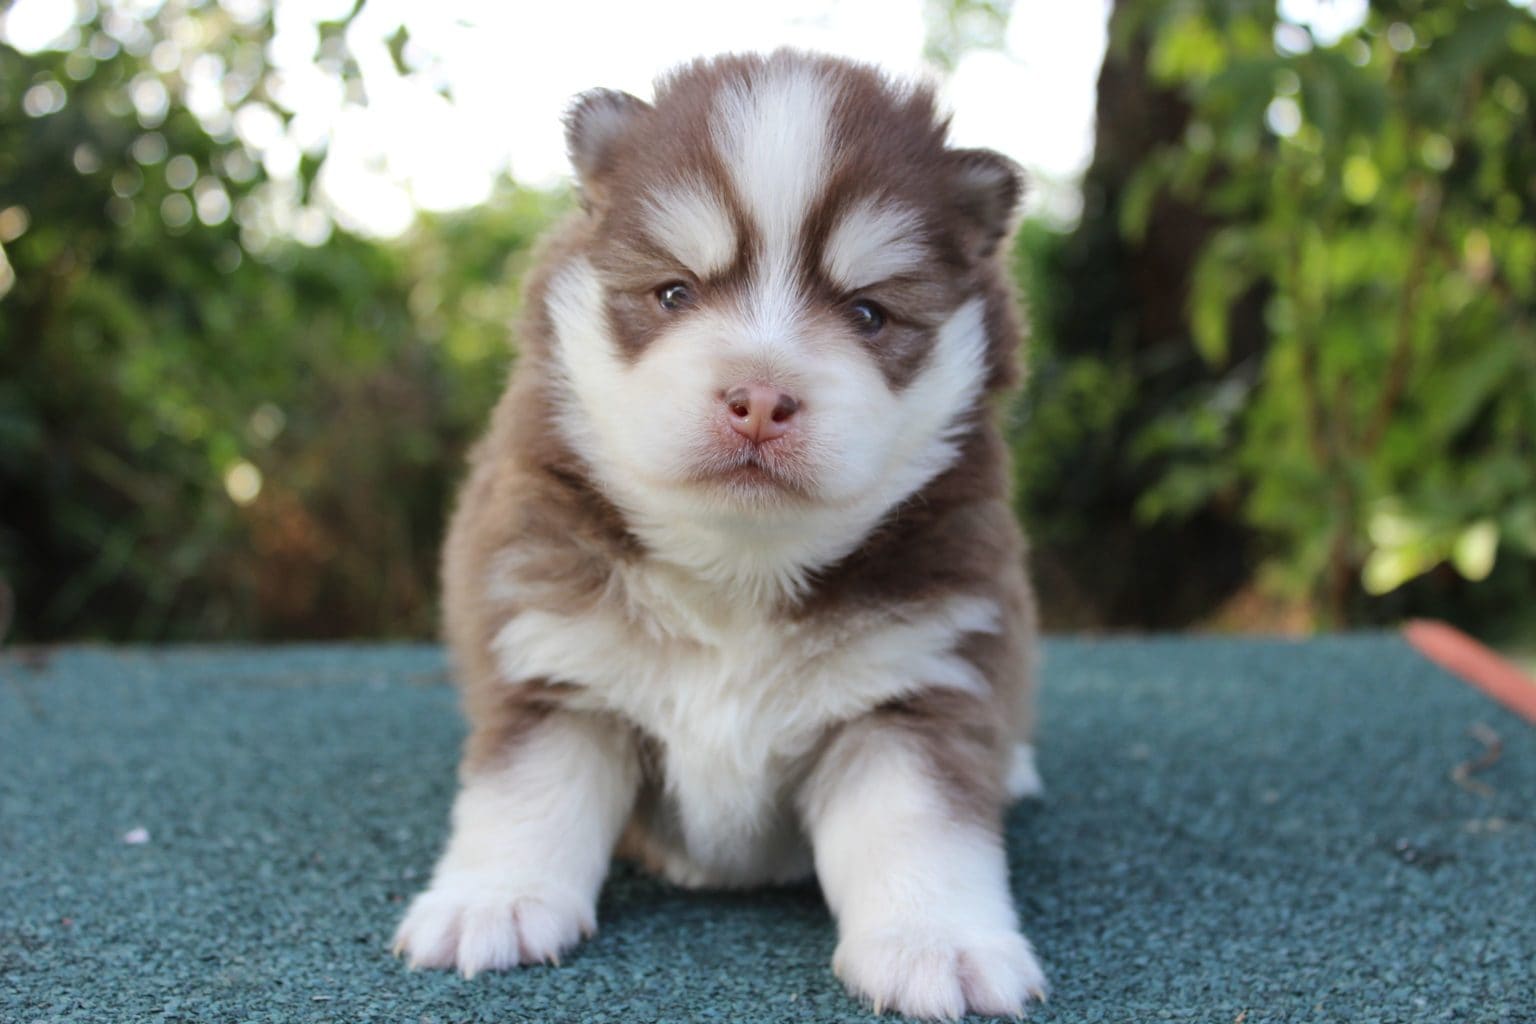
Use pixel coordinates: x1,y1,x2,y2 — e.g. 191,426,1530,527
656,282,694,312
848,299,886,336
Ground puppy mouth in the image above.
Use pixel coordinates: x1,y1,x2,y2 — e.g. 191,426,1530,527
686,439,813,497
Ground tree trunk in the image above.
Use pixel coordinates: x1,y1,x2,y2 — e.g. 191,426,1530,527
1024,0,1266,630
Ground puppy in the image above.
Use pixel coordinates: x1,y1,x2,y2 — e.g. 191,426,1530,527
393,50,1045,1019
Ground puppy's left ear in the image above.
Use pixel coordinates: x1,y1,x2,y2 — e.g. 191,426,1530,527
946,148,1025,261
564,88,652,212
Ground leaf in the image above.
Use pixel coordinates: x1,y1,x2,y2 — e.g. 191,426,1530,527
1149,11,1228,83
1452,520,1500,581
386,26,411,77
1119,158,1168,244
1134,462,1238,524
1362,544,1440,595
1187,227,1260,365
1424,337,1521,442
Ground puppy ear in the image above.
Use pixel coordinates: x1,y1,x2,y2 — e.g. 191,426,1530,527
564,88,651,211
946,148,1025,261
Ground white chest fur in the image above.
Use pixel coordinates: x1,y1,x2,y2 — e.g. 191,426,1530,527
490,558,998,886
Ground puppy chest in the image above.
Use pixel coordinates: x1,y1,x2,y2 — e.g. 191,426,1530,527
491,591,997,879
499,615,832,846
630,684,821,885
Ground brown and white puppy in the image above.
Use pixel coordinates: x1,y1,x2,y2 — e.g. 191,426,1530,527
392,50,1045,1019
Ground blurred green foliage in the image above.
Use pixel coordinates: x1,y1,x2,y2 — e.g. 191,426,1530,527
2,0,1534,643
1013,0,1536,639
0,2,563,639
1147,0,1535,624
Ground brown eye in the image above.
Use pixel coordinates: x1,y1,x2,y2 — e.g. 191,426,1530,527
848,299,886,336
657,282,694,312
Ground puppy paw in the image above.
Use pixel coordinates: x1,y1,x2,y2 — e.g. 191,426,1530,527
392,873,594,977
833,927,1047,1019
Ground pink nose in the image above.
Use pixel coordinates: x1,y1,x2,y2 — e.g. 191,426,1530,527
723,384,799,443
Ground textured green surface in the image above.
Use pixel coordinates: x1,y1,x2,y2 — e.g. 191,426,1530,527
2,637,1532,1023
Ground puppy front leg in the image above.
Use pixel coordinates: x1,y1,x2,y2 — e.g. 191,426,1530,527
393,710,638,976
801,715,1046,1019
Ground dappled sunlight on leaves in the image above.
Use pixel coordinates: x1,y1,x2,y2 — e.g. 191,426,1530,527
1012,0,1536,638
0,3,568,640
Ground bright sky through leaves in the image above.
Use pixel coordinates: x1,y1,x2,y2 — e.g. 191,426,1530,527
3,0,1111,235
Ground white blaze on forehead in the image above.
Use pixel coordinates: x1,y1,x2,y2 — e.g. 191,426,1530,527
643,183,737,278
713,66,832,250
822,198,927,292
713,65,835,340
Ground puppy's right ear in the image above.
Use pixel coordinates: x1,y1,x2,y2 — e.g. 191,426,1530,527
564,88,651,212
945,148,1025,261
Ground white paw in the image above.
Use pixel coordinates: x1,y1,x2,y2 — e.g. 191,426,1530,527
833,927,1048,1019
392,873,594,977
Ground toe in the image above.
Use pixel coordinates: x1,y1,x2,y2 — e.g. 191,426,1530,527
456,903,522,978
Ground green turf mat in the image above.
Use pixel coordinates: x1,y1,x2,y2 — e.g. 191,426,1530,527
2,636,1531,1023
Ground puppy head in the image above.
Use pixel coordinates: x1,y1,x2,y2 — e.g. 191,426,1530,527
546,51,1022,535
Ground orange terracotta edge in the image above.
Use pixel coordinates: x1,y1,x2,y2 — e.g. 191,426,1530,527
1402,619,1536,725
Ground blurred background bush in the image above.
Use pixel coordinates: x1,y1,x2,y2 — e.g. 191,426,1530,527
2,0,1533,648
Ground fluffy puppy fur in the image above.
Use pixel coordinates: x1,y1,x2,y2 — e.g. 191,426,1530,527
393,50,1046,1018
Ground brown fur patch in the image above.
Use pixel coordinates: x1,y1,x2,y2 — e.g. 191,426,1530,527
868,687,1010,828
439,226,644,775
796,685,1006,835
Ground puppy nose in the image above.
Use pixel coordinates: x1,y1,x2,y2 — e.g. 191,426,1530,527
723,384,799,443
